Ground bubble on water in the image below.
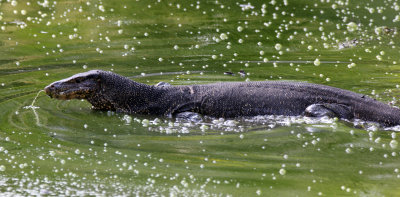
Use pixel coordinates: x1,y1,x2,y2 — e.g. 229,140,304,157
345,148,352,154
211,55,217,59
347,22,358,32
98,5,105,12
283,154,288,159
83,124,88,129
200,124,209,131
256,189,262,195
237,26,243,32
369,147,374,152
19,163,27,169
390,140,398,149
311,139,318,145
347,63,356,68
123,115,132,124
142,119,149,127
279,168,286,175
0,165,5,171
173,45,179,50
220,33,228,40
313,58,320,66
274,43,282,50
223,120,238,126
75,149,81,154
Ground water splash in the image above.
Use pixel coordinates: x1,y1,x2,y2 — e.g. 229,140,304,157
23,90,45,126
24,90,44,109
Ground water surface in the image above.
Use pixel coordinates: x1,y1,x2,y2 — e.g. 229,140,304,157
0,0,400,196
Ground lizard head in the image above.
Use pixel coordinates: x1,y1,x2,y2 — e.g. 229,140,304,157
44,70,103,100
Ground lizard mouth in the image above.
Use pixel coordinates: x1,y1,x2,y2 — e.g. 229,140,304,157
44,80,96,100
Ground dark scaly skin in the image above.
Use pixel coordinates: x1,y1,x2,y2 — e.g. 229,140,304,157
44,70,400,127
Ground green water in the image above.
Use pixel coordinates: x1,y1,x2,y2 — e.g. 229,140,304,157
1,0,400,196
